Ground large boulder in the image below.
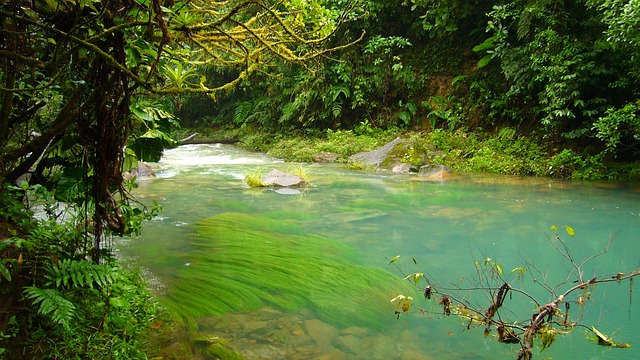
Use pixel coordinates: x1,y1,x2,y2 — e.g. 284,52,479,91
262,169,306,187
349,138,405,169
349,138,446,175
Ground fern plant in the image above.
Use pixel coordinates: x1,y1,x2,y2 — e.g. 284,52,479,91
45,259,116,290
23,287,76,329
23,259,119,330
233,101,253,125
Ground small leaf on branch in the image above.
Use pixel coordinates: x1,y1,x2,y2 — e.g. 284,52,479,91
591,326,631,348
565,225,575,237
389,255,400,264
494,263,503,276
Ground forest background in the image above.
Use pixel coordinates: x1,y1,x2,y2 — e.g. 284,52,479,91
1,0,639,359
181,0,640,181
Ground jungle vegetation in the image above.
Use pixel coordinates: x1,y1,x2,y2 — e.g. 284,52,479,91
1,0,639,358
0,0,358,358
181,0,640,180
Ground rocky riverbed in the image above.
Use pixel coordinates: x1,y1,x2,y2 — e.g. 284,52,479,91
194,307,436,360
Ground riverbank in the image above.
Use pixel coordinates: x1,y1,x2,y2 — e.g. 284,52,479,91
176,126,640,181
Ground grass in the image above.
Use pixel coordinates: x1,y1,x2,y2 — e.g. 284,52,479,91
243,128,399,162
243,169,266,188
287,164,310,182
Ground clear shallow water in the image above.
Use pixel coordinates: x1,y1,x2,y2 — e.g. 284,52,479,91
119,144,640,359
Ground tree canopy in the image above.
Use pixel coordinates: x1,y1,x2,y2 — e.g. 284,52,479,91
0,0,359,260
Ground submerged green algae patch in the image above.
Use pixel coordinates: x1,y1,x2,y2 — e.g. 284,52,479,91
162,212,407,328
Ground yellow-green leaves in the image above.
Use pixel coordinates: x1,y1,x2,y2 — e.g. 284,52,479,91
403,272,424,285
591,326,632,348
551,225,575,237
475,258,504,277
539,326,557,350
390,294,413,313
493,263,503,276
565,225,575,237
389,255,401,264
511,267,527,280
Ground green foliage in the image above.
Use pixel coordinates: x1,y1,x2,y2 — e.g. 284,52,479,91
0,189,161,359
0,183,35,230
547,149,609,180
19,260,159,359
45,259,115,289
127,96,180,163
424,95,464,130
470,0,638,161
24,287,76,330
288,164,311,182
244,169,266,188
397,101,418,126
410,0,491,38
590,0,640,48
591,102,640,158
162,61,199,89
0,262,11,282
427,128,548,176
257,129,397,162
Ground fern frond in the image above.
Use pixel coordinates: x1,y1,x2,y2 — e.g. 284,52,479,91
279,102,296,123
328,84,351,102
233,102,253,124
332,101,343,118
46,259,115,290
24,287,76,329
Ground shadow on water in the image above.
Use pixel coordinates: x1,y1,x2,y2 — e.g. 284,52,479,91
119,144,640,360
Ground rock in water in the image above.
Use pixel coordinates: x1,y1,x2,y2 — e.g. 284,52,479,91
123,163,156,180
262,169,306,187
418,164,453,181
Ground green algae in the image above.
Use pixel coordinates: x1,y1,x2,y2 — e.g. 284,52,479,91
161,212,408,328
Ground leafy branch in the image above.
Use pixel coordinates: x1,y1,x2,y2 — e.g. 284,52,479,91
388,225,639,359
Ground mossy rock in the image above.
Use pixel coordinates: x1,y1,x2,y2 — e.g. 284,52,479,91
351,137,440,173
162,212,409,328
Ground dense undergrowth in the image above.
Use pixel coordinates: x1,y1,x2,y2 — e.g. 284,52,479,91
0,186,157,359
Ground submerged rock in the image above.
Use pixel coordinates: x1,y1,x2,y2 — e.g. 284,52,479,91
336,334,362,354
305,319,339,352
313,152,339,163
418,164,453,181
272,187,303,195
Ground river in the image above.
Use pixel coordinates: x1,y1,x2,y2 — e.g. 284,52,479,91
118,144,640,360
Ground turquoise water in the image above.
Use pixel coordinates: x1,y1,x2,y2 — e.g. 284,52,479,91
119,144,640,359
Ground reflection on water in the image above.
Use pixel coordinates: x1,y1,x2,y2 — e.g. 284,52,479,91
120,144,640,360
